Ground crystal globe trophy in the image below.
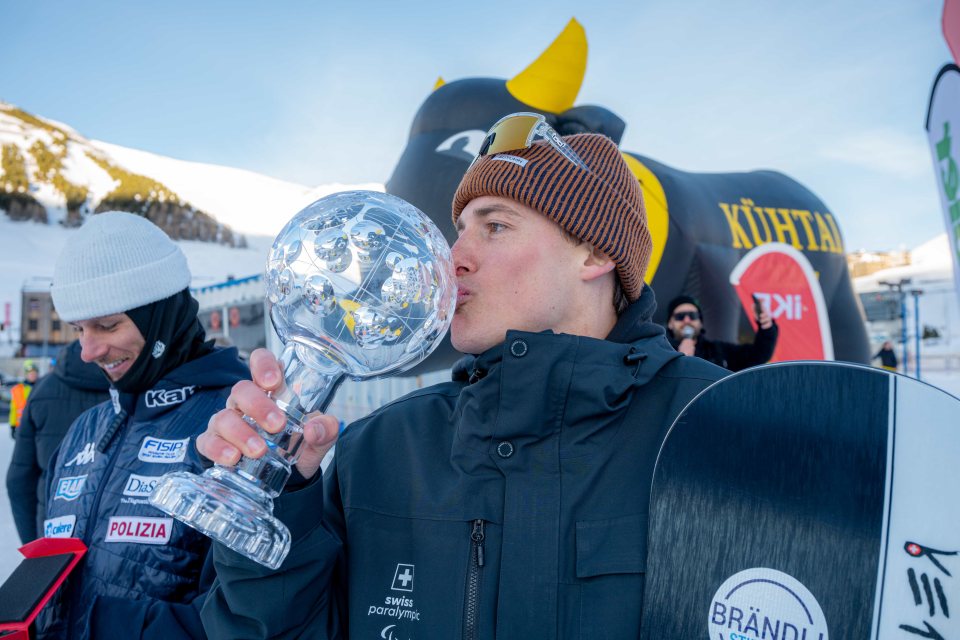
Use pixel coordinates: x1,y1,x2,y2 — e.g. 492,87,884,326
149,190,456,569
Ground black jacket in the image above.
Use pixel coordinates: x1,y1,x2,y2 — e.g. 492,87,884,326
202,288,727,639
6,340,110,543
669,322,779,372
874,347,898,368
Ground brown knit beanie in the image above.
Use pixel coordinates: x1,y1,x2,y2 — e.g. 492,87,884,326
452,133,651,301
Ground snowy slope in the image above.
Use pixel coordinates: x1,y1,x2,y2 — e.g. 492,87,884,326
1,101,382,345
91,140,381,238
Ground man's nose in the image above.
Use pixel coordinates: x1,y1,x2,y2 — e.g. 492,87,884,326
79,335,107,363
451,235,473,276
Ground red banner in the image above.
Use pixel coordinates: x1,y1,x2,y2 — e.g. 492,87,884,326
945,0,960,65
729,243,834,362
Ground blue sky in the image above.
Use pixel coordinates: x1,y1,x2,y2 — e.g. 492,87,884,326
0,0,950,251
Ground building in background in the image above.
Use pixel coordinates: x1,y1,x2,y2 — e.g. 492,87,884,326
193,275,268,357
20,278,73,358
846,249,911,279
854,234,960,376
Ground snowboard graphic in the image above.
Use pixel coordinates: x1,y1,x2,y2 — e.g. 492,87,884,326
640,362,959,639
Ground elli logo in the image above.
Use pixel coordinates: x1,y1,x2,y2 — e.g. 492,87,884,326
55,475,87,501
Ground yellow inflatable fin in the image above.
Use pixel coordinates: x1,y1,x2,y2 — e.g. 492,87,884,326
506,18,587,114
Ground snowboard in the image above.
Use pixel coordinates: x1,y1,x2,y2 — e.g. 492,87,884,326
639,361,959,640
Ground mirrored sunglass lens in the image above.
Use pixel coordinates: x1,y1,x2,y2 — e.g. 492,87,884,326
482,115,541,155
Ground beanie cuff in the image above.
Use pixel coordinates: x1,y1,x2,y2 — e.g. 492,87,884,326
52,250,190,322
451,134,652,301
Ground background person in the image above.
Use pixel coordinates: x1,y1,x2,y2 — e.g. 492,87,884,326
6,339,111,543
198,126,727,639
8,360,39,438
36,211,248,640
873,340,898,372
666,294,778,371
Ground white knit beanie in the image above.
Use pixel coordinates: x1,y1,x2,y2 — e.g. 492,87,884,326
51,211,192,322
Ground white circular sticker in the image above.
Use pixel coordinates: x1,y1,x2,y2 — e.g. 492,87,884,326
708,567,828,640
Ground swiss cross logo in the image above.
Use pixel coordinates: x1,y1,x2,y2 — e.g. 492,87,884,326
391,564,415,592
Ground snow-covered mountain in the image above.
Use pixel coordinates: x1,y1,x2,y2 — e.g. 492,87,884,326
0,101,381,342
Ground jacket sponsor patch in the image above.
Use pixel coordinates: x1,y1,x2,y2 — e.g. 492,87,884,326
138,436,190,463
44,514,77,538
64,442,96,467
144,385,196,408
55,475,87,501
122,473,162,497
105,516,173,544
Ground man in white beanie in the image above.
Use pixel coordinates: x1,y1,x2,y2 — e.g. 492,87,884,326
36,211,249,640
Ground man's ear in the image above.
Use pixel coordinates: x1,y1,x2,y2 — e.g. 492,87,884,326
580,246,616,283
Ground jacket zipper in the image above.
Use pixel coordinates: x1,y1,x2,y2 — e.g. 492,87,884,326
64,410,128,638
462,519,485,640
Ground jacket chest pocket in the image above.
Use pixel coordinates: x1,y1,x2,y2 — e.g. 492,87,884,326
568,514,647,639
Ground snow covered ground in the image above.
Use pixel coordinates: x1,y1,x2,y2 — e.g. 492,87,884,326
2,366,958,585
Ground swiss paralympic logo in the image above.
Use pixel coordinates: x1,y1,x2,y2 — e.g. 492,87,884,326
708,567,828,640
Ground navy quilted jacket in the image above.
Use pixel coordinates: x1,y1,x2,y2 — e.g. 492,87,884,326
37,347,248,640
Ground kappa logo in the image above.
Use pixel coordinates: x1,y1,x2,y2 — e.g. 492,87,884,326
391,564,415,592
105,516,173,545
44,515,76,538
55,475,87,501
64,442,96,467
138,437,190,463
144,385,196,408
151,340,166,359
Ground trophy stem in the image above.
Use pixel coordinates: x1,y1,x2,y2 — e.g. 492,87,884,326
149,343,344,569
234,342,345,497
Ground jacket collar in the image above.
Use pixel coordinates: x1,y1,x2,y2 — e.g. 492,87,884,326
452,284,679,386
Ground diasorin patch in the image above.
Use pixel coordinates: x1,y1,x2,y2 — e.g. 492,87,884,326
138,437,189,463
105,516,173,544
122,473,162,497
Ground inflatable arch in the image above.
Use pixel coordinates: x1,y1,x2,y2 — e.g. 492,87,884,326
386,19,870,371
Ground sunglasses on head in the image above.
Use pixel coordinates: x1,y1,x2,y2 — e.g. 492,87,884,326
471,112,588,171
672,311,700,321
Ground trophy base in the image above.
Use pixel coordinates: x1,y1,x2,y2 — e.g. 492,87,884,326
149,466,291,570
